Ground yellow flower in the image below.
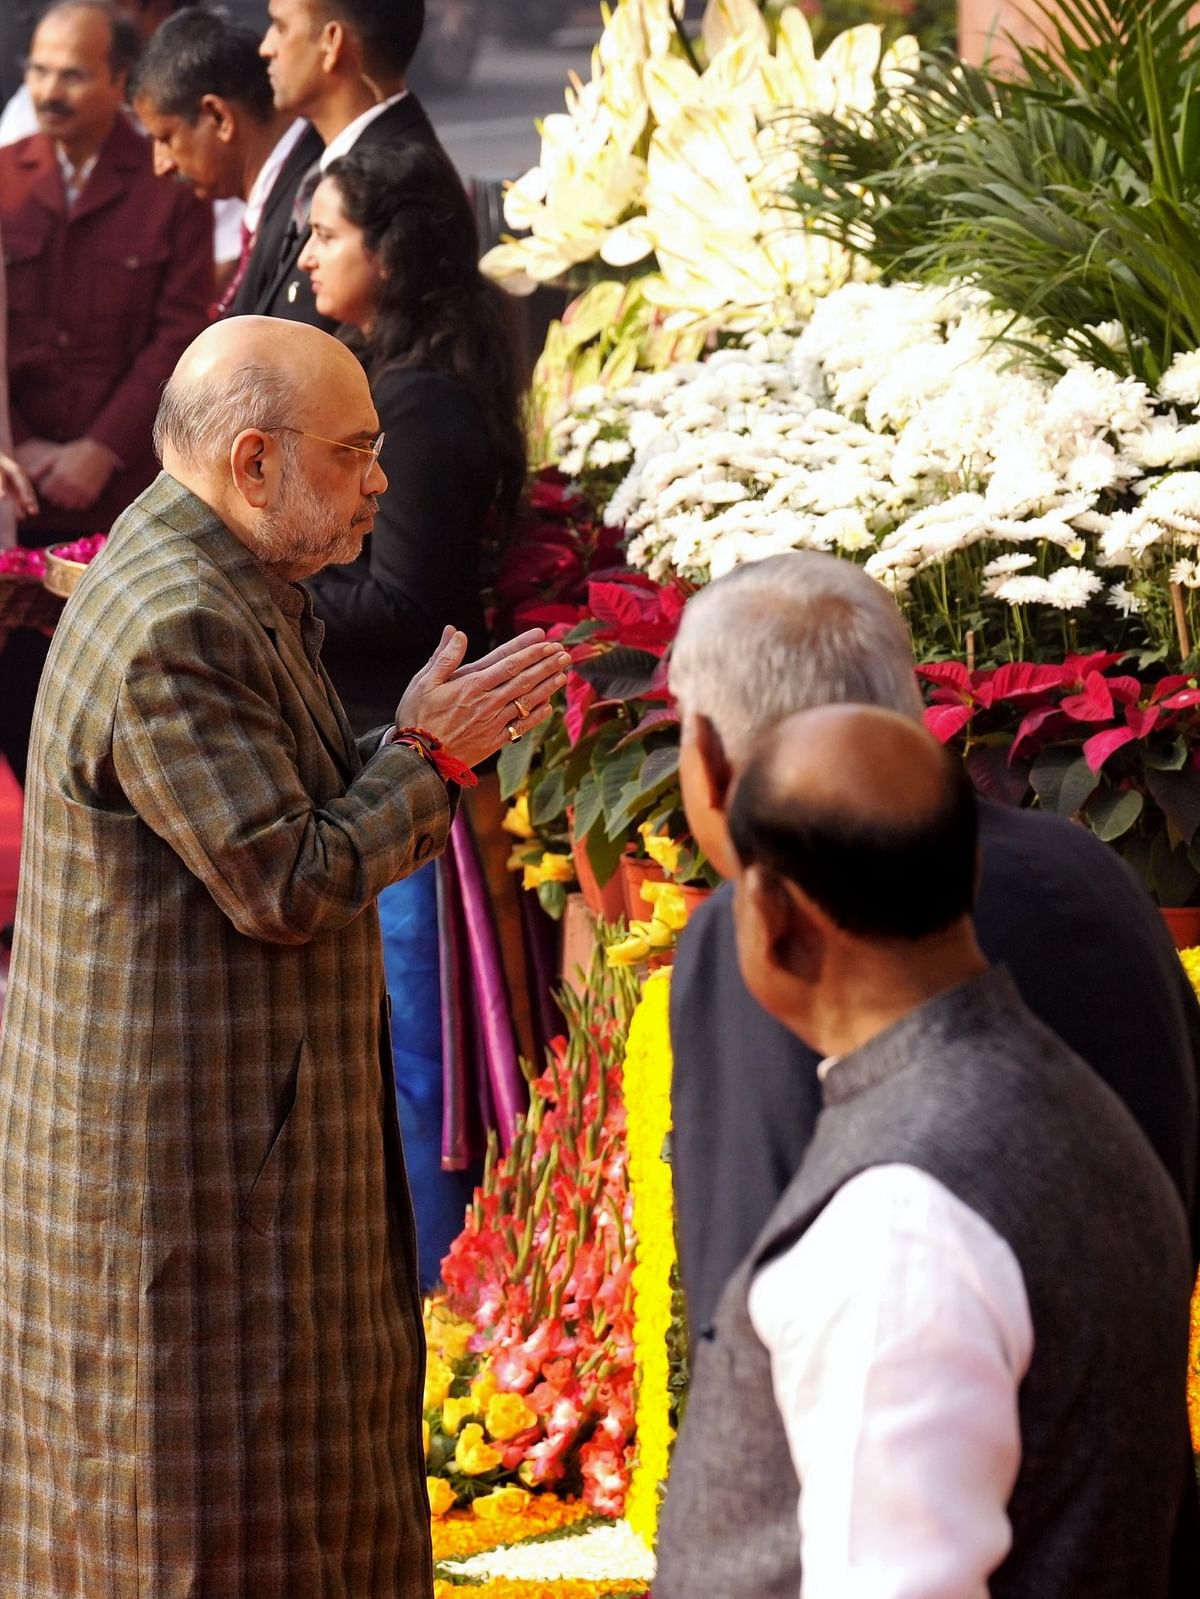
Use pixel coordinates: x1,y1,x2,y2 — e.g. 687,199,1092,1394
454,1422,504,1476
426,1305,474,1362
471,1366,498,1409
423,1419,430,1458
484,1390,538,1442
639,821,683,876
426,1477,458,1518
470,1483,533,1523
522,852,575,891
606,924,654,966
641,880,689,931
441,1395,478,1436
502,793,534,839
423,1355,454,1410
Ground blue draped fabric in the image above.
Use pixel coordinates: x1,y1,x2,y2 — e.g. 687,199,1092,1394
378,866,476,1291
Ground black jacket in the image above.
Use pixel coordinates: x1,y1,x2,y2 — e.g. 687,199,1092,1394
305,368,492,735
234,96,455,327
230,122,325,323
670,798,1200,1340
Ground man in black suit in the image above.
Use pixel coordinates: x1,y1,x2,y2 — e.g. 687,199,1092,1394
668,550,1200,1344
131,6,322,315
245,0,456,326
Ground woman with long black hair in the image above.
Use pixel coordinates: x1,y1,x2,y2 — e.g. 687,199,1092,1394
299,141,531,1287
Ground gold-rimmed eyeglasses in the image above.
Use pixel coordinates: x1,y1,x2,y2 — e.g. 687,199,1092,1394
274,426,385,485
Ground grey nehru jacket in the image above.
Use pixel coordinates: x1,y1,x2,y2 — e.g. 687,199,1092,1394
655,967,1193,1599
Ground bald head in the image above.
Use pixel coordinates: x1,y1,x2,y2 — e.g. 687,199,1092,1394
154,316,368,467
729,706,978,941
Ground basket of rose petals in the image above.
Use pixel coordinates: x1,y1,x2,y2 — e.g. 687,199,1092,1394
44,533,107,599
0,547,63,638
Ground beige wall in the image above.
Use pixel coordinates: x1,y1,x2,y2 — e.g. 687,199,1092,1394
958,0,1056,67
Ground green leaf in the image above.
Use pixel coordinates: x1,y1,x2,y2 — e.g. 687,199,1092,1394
1029,748,1100,818
530,768,566,828
571,768,605,843
1085,786,1144,841
537,879,569,920
585,819,627,890
1145,766,1200,846
572,646,663,701
496,718,546,799
599,744,646,831
1150,829,1200,906
1143,736,1188,770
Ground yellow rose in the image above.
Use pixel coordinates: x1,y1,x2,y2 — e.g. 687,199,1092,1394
471,1367,498,1408
471,1484,532,1523
423,1355,454,1410
427,1312,473,1363
454,1422,504,1476
644,881,688,931
426,1477,458,1518
639,823,682,876
442,1395,478,1436
502,794,534,839
606,925,653,966
484,1391,538,1442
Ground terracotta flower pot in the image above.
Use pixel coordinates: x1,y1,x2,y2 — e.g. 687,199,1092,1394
572,837,626,923
677,883,715,916
620,855,667,921
1160,905,1200,952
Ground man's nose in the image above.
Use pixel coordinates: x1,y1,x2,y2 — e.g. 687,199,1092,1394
365,457,388,497
152,143,177,178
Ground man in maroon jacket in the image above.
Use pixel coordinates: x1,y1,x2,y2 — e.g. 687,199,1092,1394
0,0,211,784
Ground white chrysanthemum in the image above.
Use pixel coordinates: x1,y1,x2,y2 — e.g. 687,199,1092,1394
990,574,1054,606
1107,582,1144,616
1041,565,1103,609
1159,350,1200,408
1170,557,1200,589
981,552,1036,578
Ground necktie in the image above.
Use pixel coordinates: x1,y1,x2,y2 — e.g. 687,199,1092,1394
216,220,254,317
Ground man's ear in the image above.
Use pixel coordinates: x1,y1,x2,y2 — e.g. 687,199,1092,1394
200,94,237,142
229,429,273,510
694,714,733,816
747,866,823,986
320,18,346,71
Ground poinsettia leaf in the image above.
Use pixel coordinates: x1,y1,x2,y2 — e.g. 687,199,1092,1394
497,718,547,799
923,704,974,743
1143,736,1189,771
1010,705,1064,756
1124,704,1161,738
587,581,646,630
1146,767,1200,847
1060,672,1116,724
530,768,567,828
572,646,662,700
605,745,682,840
1086,786,1144,842
1062,651,1128,677
916,662,970,693
979,661,1077,706
585,821,626,889
1149,829,1200,907
1106,675,1143,705
570,769,605,843
1081,727,1136,772
599,744,646,833
1030,747,1100,815
966,745,1031,806
1157,689,1200,709
614,708,680,750
1149,674,1196,702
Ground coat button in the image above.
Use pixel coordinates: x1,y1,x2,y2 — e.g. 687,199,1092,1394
55,330,70,347
286,280,299,303
124,255,140,270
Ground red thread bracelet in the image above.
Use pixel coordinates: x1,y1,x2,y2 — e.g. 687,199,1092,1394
390,726,478,788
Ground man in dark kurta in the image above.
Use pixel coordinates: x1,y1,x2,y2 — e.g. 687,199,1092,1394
0,314,567,1597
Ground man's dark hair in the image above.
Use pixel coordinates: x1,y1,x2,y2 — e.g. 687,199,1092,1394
728,741,979,940
319,0,424,77
130,5,274,121
36,0,140,75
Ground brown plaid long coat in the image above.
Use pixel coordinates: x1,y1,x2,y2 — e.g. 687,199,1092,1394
0,474,451,1598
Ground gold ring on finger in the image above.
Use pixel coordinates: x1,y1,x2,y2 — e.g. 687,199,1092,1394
513,697,531,719
506,721,522,743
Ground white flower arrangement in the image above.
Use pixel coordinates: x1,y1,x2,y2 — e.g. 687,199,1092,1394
549,278,1200,659
482,0,916,332
442,1518,657,1585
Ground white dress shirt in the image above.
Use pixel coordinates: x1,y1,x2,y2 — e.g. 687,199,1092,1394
748,1161,1033,1599
320,91,409,170
245,118,307,236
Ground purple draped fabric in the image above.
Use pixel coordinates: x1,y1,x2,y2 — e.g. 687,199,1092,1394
437,809,529,1166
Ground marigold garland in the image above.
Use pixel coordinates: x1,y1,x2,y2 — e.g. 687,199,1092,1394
431,1495,593,1562
1181,947,1200,1452
621,968,677,1548
433,1583,647,1598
